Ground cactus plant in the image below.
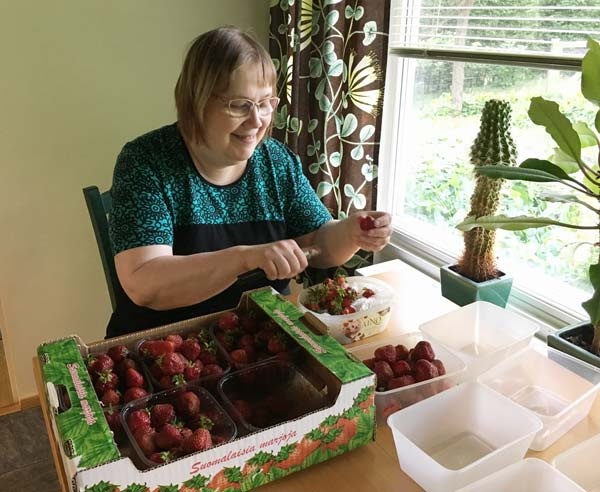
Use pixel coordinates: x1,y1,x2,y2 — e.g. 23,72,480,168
456,99,517,282
457,39,600,355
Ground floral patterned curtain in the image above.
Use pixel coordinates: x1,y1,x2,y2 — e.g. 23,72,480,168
269,0,391,281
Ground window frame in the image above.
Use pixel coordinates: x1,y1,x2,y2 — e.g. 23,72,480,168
377,43,587,338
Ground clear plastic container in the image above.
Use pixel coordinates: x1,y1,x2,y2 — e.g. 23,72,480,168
387,382,542,492
218,359,330,434
552,433,600,491
297,276,395,344
347,332,466,422
455,458,586,492
478,346,600,451
120,383,237,469
419,301,539,380
136,328,231,392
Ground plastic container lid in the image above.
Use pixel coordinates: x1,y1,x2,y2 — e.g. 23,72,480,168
387,382,542,492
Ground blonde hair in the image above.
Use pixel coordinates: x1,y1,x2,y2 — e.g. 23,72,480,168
175,26,277,142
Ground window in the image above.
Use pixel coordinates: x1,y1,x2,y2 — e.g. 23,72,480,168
379,0,600,331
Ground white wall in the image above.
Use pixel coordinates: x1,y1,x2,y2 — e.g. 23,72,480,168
0,0,270,398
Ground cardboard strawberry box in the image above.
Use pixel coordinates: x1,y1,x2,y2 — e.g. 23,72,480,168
37,287,376,491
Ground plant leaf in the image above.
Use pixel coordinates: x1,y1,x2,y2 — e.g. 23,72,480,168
456,214,593,232
582,38,600,107
573,121,598,148
528,97,581,164
583,263,600,326
476,163,566,182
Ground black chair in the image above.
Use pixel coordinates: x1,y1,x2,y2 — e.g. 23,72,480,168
83,186,120,311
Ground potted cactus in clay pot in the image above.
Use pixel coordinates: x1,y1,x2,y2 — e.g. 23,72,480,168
441,99,517,307
457,39,600,366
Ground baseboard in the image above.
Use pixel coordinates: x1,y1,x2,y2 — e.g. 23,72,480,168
0,394,40,417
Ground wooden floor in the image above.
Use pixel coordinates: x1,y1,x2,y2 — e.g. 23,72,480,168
0,339,15,408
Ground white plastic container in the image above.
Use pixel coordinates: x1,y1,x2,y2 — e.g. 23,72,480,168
347,332,466,422
297,276,395,344
478,346,600,451
455,458,586,492
419,301,539,380
553,433,600,491
387,382,542,492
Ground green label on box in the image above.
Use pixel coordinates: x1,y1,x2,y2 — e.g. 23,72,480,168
250,289,372,383
37,337,120,468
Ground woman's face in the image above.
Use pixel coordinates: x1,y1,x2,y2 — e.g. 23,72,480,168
199,63,274,169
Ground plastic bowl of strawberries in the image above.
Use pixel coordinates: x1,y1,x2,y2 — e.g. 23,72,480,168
297,275,395,344
347,332,466,422
121,383,237,468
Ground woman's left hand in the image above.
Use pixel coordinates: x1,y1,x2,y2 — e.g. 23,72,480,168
349,211,392,252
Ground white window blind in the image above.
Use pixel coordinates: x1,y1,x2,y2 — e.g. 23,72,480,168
390,1,600,67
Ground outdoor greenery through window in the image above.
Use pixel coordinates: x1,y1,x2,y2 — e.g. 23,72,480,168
380,0,600,320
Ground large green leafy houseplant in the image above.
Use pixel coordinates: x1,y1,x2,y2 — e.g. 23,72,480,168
457,39,600,354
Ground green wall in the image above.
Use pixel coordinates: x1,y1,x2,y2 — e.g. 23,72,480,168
0,1,270,398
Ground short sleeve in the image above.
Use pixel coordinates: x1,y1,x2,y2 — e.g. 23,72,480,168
109,143,173,254
280,145,332,237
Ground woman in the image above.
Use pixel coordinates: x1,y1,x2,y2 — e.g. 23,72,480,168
107,26,391,338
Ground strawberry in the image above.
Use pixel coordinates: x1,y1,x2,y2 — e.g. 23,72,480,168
115,357,138,377
150,403,175,430
359,215,376,231
239,312,258,333
180,338,202,361
101,389,121,407
206,466,243,491
175,391,201,418
362,287,375,298
88,354,114,375
414,359,439,382
267,334,288,354
388,374,416,389
123,386,149,403
159,352,185,376
94,370,119,394
395,344,410,360
182,428,212,453
124,367,145,388
390,359,412,377
149,450,174,464
189,414,214,431
198,343,218,365
362,357,376,370
107,345,129,364
155,423,183,450
104,405,122,433
201,363,224,378
229,348,248,368
232,399,253,422
139,340,175,359
133,427,157,457
183,359,203,381
373,360,394,390
165,334,183,350
432,359,446,376
127,408,151,434
218,311,239,331
374,344,397,364
413,340,436,361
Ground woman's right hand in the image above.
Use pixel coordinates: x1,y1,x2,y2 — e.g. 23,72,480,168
242,239,308,280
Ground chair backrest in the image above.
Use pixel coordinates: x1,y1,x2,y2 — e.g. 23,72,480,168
83,185,119,311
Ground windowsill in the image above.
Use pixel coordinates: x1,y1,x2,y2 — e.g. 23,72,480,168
370,238,586,341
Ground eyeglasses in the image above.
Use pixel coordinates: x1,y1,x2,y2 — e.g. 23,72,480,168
213,95,280,118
